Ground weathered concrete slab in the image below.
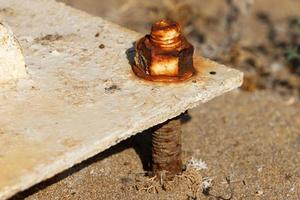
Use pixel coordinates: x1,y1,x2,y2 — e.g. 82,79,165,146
0,0,243,199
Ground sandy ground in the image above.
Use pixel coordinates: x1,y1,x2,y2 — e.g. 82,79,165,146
11,91,300,200
9,0,300,199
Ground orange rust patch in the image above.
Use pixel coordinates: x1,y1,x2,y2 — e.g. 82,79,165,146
132,63,194,83
131,56,217,83
193,56,215,74
150,55,179,76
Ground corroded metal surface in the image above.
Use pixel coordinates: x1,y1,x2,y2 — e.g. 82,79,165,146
152,116,182,180
133,19,195,82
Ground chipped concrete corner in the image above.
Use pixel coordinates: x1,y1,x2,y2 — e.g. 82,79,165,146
0,22,27,82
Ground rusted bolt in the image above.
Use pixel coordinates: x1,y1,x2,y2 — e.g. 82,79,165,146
152,115,183,181
133,19,195,82
132,19,196,181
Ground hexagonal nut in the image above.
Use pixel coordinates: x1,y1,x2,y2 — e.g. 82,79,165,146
133,19,195,82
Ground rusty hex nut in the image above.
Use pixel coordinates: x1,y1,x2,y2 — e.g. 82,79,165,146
133,19,195,82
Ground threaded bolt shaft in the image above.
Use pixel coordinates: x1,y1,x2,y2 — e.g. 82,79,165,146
152,115,182,180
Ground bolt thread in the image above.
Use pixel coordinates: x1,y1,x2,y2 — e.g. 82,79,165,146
150,33,182,48
152,116,182,180
150,19,182,49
